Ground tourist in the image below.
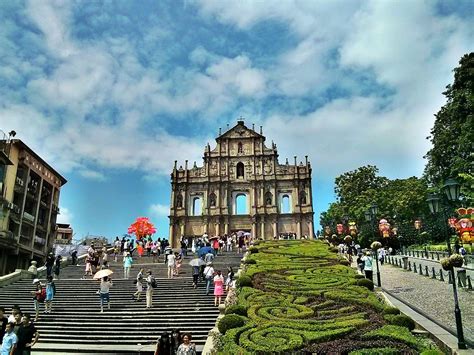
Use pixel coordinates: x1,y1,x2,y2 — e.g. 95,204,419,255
120,237,126,254
156,239,161,257
204,250,214,264
213,270,225,307
88,243,95,256
44,275,56,314
0,307,7,341
133,268,144,302
225,267,234,292
237,235,244,254
16,313,39,354
212,238,219,255
146,239,152,257
378,248,386,265
226,236,232,252
54,255,62,280
27,261,38,279
356,253,364,273
176,333,196,355
12,312,22,335
70,250,78,266
45,253,54,278
1,322,17,355
83,254,93,279
171,329,181,354
174,252,182,276
180,238,187,257
191,264,200,289
203,262,215,296
7,306,20,324
99,276,113,313
137,241,144,258
123,253,133,279
31,279,45,322
362,251,373,281
151,242,159,263
167,251,176,279
102,246,108,265
114,238,121,262
91,253,99,274
154,332,172,355
164,245,173,264
145,270,155,309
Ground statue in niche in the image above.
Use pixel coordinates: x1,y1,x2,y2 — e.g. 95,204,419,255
299,190,307,205
264,159,272,174
265,191,273,206
209,192,216,207
176,193,183,208
238,142,243,153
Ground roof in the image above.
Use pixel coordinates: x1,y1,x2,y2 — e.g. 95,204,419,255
216,120,264,142
9,139,67,185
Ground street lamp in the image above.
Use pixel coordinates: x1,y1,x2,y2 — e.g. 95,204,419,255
426,179,466,350
366,204,381,287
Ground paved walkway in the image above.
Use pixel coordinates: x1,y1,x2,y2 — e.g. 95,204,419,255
377,262,474,346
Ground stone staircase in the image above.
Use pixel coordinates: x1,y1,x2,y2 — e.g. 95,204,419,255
0,251,242,354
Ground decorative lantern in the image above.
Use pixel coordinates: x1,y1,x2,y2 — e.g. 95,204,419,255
455,208,474,243
448,218,458,229
128,217,157,240
414,220,422,230
324,226,331,236
336,223,344,235
348,221,358,237
378,219,391,238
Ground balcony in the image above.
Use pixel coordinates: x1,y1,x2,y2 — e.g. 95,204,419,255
19,234,31,246
34,235,46,246
23,212,35,223
15,177,25,187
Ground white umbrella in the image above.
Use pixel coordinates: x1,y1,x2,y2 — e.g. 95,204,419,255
189,258,206,267
93,269,114,279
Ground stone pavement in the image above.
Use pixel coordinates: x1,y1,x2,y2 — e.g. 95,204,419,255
377,262,474,346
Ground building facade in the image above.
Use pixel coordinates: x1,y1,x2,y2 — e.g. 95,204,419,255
168,120,314,247
0,139,67,275
55,223,73,245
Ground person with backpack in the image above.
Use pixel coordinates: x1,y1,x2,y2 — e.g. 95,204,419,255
31,279,45,322
145,270,156,309
44,275,56,314
203,262,215,296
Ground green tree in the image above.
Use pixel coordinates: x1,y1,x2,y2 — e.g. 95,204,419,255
424,53,474,190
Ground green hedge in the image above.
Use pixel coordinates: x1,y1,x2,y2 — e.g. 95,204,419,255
218,314,246,334
384,314,416,331
225,304,248,317
236,275,252,288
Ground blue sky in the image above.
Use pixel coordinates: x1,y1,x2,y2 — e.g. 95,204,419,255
0,0,472,241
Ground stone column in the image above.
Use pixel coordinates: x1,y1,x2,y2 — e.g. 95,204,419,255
180,223,185,238
308,220,314,239
224,222,229,235
251,221,257,239
169,224,175,247
216,221,220,236
272,220,277,239
296,220,302,239
260,218,265,240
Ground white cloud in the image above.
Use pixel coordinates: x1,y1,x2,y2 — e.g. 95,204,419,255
57,206,73,224
79,169,107,181
149,203,169,218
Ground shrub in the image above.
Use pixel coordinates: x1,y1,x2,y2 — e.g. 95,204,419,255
363,325,421,349
218,314,246,334
384,314,416,331
440,258,452,271
449,254,464,267
354,274,365,279
349,348,400,355
249,246,259,254
339,259,350,266
244,259,257,265
356,278,374,291
420,350,444,355
225,304,248,316
382,306,400,315
236,275,253,288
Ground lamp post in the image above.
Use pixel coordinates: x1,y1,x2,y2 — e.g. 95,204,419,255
365,204,381,287
426,178,466,350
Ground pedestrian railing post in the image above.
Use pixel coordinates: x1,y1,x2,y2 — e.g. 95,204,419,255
408,261,412,271
436,252,440,261
424,265,429,276
448,271,453,284
419,264,424,275
413,263,417,273
416,251,419,258
431,266,436,279
439,269,444,282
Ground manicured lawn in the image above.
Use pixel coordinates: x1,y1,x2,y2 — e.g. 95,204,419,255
218,240,441,354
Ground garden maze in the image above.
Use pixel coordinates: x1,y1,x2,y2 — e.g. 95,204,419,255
218,240,442,354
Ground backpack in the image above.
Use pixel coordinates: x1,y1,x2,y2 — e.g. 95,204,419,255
37,287,46,302
150,277,157,289
460,248,466,256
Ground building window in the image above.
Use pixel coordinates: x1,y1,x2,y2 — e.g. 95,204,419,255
281,194,291,213
235,194,247,215
236,162,245,179
238,142,243,153
192,197,202,216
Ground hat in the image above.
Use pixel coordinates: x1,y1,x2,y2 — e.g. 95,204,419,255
206,262,213,266
365,251,371,256
32,279,40,284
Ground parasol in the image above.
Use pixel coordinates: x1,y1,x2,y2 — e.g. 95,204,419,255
93,269,114,279
237,230,245,237
244,232,251,237
189,258,206,267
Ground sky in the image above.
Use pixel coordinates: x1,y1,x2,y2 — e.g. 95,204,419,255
0,0,472,242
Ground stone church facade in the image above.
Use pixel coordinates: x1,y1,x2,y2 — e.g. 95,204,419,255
168,120,314,248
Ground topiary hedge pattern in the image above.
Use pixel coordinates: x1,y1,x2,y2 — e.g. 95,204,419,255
218,240,441,354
